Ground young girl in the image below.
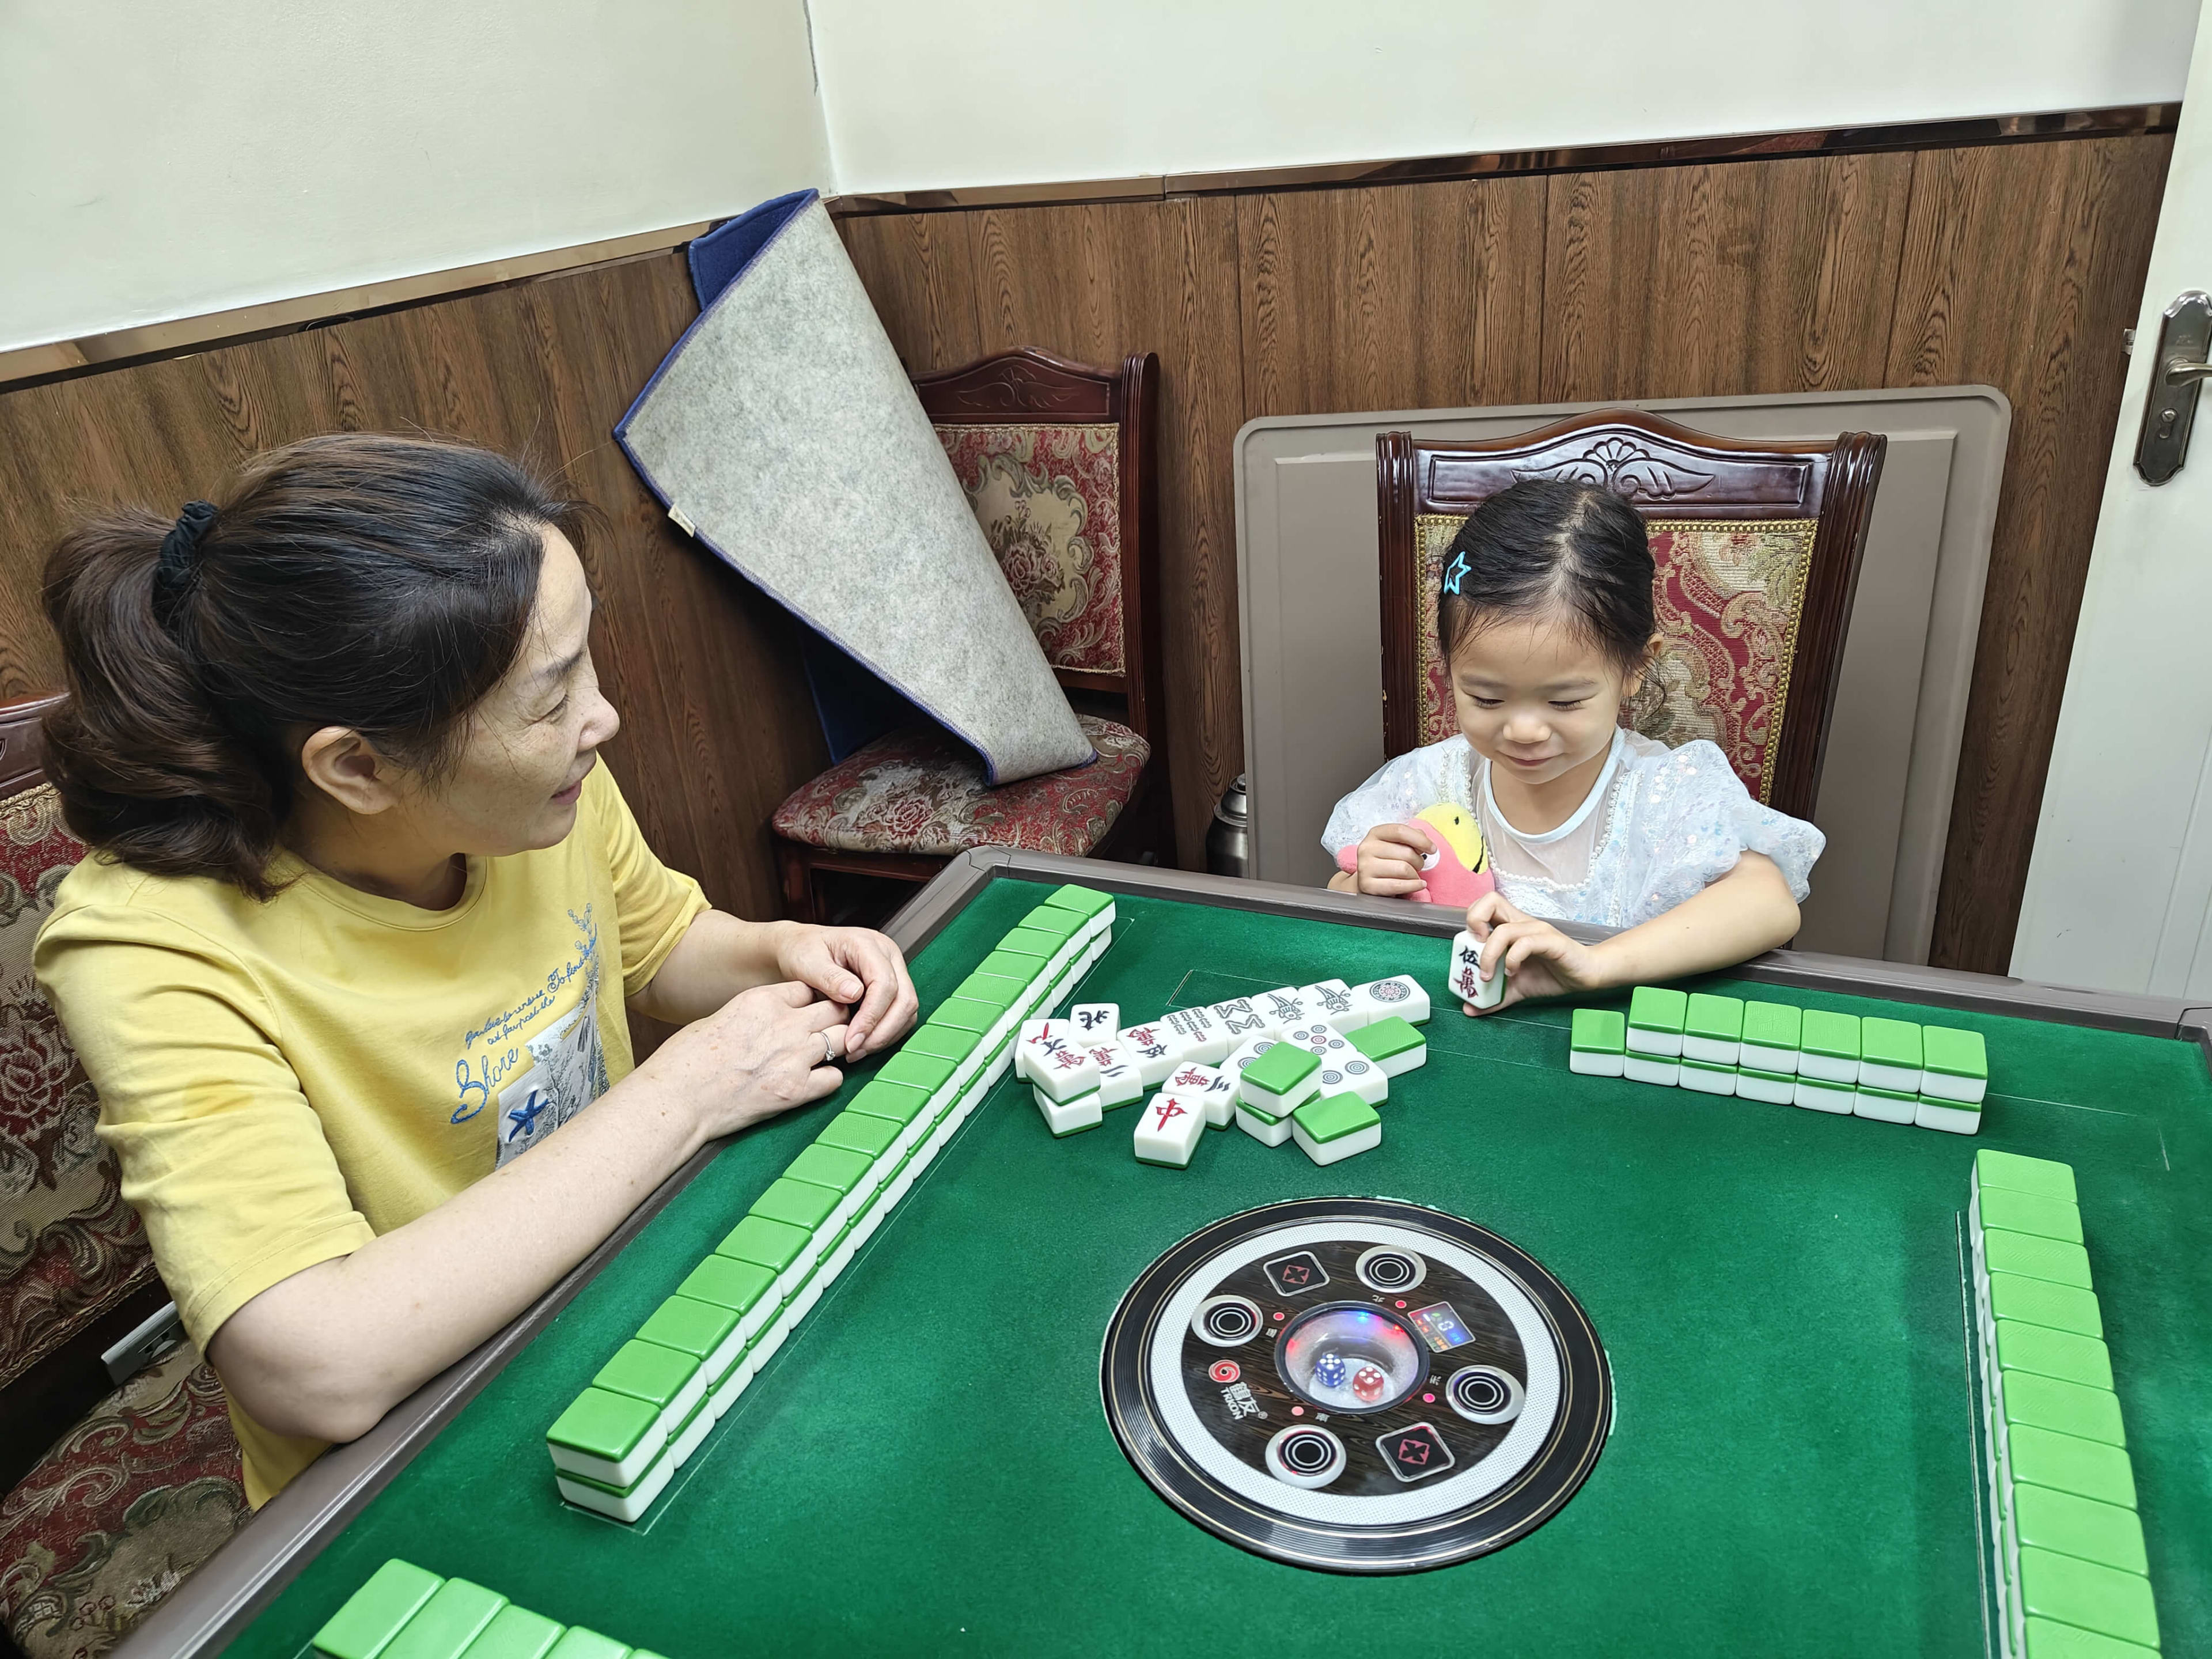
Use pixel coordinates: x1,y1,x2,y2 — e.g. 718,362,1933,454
1324,478,1822,1012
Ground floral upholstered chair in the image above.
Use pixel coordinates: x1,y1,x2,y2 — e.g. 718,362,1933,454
0,695,249,1659
772,349,1169,920
1376,409,1885,819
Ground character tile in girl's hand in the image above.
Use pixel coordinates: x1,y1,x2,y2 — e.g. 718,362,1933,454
1323,479,1824,1014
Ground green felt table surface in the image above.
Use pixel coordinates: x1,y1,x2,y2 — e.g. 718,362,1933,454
230,881,2211,1659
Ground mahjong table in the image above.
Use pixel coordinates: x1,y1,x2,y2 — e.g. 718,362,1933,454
116,852,2212,1659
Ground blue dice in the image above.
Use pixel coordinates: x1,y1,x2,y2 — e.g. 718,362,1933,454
1313,1351,1348,1390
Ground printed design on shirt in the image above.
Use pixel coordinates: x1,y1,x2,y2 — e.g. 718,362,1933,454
450,906,611,1165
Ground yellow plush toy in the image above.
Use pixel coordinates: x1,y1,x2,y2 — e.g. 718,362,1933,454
1335,802,1494,906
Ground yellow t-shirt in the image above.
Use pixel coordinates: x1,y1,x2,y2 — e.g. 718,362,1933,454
35,765,707,1506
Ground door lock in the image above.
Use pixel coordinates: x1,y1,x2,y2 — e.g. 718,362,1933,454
2135,290,2212,484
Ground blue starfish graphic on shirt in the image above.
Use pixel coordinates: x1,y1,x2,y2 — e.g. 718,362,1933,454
506,1090,548,1138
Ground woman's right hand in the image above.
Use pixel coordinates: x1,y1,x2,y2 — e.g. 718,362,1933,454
1354,823,1435,897
636,979,847,1144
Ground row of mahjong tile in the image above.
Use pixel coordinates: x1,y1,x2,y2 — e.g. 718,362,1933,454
1965,1151,2162,1658
1014,975,1435,1155
542,883,1116,1522
311,1558,661,1659
1567,990,1991,1134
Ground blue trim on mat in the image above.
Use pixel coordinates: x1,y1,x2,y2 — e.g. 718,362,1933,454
688,189,814,306
799,626,924,764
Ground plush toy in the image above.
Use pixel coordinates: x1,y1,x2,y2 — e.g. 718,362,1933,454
1336,803,1495,906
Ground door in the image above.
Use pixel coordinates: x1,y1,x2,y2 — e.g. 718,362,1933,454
2014,4,2212,996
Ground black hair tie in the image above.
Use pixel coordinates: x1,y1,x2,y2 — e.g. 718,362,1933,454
151,499,218,625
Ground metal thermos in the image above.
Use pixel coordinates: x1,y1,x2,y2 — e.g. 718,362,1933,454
1207,775,1251,878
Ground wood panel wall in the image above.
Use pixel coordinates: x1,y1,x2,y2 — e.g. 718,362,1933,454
0,251,828,928
838,135,2169,972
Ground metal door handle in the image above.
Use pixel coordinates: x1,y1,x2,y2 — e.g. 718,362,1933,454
2136,291,2212,483
2166,357,2212,386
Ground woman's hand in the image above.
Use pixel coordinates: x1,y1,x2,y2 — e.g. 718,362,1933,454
635,980,850,1141
1353,824,1434,897
775,925,918,1058
1459,891,1615,1013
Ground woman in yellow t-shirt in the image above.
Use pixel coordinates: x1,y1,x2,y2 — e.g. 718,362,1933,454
33,433,919,1507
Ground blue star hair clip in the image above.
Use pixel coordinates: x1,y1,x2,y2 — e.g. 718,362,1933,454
1442,551,1470,596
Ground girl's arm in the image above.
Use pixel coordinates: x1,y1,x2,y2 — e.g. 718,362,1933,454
1460,851,1798,1010
630,910,918,1059
209,981,846,1444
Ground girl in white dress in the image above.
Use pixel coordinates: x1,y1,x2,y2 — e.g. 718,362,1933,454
1324,479,1823,1014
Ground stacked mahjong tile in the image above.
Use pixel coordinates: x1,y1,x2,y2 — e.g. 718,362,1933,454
545,883,1116,1522
309,1558,665,1659
1019,976,1430,1169
1568,987,1990,1134
1968,1150,2162,1658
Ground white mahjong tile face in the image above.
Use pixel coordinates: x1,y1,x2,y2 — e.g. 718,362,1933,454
1212,998,1267,1036
1302,981,1356,1020
1288,1023,1348,1055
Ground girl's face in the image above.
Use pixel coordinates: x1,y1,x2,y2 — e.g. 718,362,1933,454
1448,607,1649,790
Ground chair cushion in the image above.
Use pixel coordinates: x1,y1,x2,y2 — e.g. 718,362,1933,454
0,1342,249,1659
774,714,1149,857
1413,516,1819,802
937,423,1125,675
0,785,158,1388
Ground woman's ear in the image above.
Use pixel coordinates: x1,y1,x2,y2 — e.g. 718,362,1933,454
1621,631,1666,700
298,726,403,816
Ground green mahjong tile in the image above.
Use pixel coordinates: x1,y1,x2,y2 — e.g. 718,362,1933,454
715,1214,810,1275
2016,1547,2161,1650
1237,1096,1286,1126
1018,904,1085,944
2010,1425,2138,1509
1351,1015,1425,1062
1979,1147,2075,1202
879,1050,959,1092
1740,1001,1801,1048
2021,1618,2160,1658
1995,1320,2115,1391
1800,1009,1861,1060
312,1559,444,1659
955,968,1029,1010
2014,1483,2149,1576
849,1079,933,1127
999,926,1065,961
1989,1271,2103,1339
1683,1059,1737,1084
677,1253,775,1314
460,1605,565,1659
1926,1025,1990,1082
1858,1084,1916,1107
817,1110,901,1159
1627,985,1687,1033
1984,1227,2094,1290
636,1294,740,1363
1292,1092,1380,1143
924,998,999,1039
905,1022,979,1063
2003,1373,2127,1447
1570,1007,1627,1054
1040,882,1113,921
1860,1016,1922,1068
546,1389,656,1462
783,1143,873,1196
542,1630,629,1659
382,1579,507,1659
1684,993,1743,1041
1243,1042,1320,1096
749,1176,840,1232
590,1340,697,1412
1980,1186,2084,1245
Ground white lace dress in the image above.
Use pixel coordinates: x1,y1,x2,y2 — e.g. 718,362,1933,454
1321,728,1824,929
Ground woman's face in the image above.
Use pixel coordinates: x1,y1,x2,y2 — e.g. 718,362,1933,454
1449,607,1643,790
411,527,620,855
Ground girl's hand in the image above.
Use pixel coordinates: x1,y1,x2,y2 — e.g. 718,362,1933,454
775,925,918,1058
1355,824,1435,897
1460,891,1616,1013
638,980,849,1141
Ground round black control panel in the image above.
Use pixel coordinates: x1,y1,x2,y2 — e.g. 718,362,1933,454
1100,1198,1611,1573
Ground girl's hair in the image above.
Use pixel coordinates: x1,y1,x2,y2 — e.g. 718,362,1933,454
1437,478,1656,675
41,433,589,899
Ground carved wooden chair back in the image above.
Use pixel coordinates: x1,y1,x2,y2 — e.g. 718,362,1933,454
1376,408,1885,820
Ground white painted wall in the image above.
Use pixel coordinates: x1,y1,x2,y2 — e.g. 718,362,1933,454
0,0,832,352
810,0,2198,195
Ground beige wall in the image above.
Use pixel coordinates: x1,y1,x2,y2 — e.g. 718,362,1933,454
0,0,832,351
809,0,2196,194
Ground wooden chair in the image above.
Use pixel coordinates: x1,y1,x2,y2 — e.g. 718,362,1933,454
772,349,1170,921
0,694,249,1659
1376,408,1885,819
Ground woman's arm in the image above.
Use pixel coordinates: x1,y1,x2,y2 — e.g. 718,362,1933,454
630,911,918,1059
1457,851,1798,1011
208,981,844,1444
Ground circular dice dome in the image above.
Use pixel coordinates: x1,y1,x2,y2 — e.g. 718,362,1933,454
1278,1304,1426,1411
